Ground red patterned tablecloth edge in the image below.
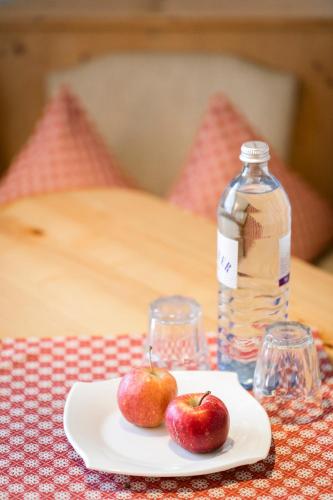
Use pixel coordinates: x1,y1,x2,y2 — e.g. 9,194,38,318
0,331,332,500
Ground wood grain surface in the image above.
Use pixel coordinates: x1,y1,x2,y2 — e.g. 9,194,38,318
0,188,332,359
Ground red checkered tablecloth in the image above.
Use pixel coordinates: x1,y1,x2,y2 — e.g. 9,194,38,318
0,332,332,499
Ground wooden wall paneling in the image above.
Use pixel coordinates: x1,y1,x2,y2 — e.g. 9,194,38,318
0,4,332,199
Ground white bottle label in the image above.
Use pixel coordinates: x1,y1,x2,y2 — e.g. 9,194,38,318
217,231,238,289
279,232,291,286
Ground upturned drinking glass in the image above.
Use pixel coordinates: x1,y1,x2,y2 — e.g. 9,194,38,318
146,295,210,370
253,321,322,424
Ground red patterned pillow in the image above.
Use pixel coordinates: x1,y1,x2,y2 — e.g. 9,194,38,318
0,87,133,205
168,94,333,261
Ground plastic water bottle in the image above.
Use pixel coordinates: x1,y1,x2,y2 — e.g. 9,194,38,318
217,141,291,389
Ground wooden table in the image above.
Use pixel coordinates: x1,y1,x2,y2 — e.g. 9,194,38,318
0,188,333,359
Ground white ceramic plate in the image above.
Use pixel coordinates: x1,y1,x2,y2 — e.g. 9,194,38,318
64,371,271,477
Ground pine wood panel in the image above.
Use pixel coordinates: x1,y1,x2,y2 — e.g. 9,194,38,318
0,1,332,199
0,188,332,360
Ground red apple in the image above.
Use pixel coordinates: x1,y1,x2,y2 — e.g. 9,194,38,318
117,347,177,428
165,391,230,453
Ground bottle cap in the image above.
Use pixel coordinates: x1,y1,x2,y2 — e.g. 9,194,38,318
239,141,270,163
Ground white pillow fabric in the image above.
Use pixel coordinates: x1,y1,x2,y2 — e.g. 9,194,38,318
48,53,297,196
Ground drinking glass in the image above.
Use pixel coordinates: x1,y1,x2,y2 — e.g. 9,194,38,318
253,321,322,424
146,295,210,370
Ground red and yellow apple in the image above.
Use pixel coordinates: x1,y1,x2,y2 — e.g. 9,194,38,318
165,391,230,453
117,347,177,427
